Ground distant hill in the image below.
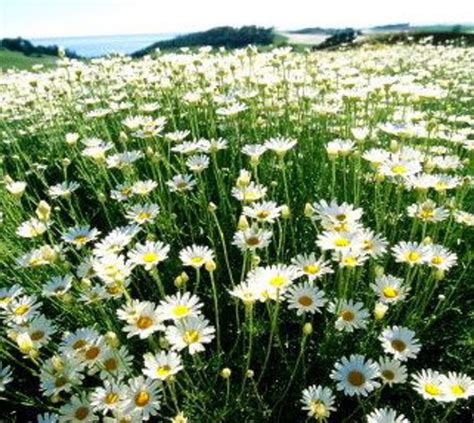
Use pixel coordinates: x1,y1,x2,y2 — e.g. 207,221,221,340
0,37,81,59
132,26,274,57
371,23,410,32
287,27,346,35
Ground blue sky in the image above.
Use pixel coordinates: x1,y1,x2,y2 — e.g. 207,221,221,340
1,0,472,38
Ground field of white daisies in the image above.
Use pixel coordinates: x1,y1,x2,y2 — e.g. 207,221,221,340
0,43,473,422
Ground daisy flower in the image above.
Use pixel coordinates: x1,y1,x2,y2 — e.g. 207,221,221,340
90,380,126,415
301,385,336,421
117,300,164,339
157,292,203,321
125,203,160,225
131,180,158,196
359,229,389,258
16,218,48,238
440,372,474,402
407,200,449,223
370,275,409,304
179,245,214,268
366,407,410,423
142,350,183,381
329,299,369,332
312,199,363,232
285,281,327,315
39,355,85,397
243,201,282,223
93,254,133,284
186,154,210,172
379,158,422,178
425,244,457,271
411,369,446,401
128,241,170,270
0,284,23,310
264,136,297,156
378,357,408,386
316,231,362,253
232,226,273,252
166,174,196,192
331,354,381,396
42,275,74,297
454,210,474,226
97,346,133,381
62,226,101,248
231,182,267,202
6,295,41,324
120,376,161,421
249,264,301,300
59,394,98,422
392,241,430,266
165,315,215,355
229,281,259,305
379,326,421,361
291,253,333,280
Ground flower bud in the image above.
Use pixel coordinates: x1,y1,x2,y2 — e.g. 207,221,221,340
238,215,249,231
220,368,232,379
374,302,388,320
246,369,255,378
105,331,120,348
303,322,313,336
389,140,399,153
236,170,251,188
205,260,217,272
304,203,314,218
36,200,51,222
208,202,217,212
281,205,291,219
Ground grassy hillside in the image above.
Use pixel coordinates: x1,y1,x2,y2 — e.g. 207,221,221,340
0,48,56,71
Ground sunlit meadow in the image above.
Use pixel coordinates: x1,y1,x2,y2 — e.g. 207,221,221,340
0,43,473,422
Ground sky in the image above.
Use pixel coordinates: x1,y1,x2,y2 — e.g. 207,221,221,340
1,0,473,39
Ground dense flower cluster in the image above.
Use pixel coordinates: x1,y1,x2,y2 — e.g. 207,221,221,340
0,43,472,421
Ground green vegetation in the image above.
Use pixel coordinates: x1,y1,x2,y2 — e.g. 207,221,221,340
132,26,274,56
0,48,57,71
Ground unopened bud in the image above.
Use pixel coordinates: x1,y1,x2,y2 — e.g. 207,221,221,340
220,368,232,379
205,260,217,272
236,170,251,188
208,202,217,212
238,215,249,231
36,200,51,222
389,140,399,153
303,322,313,336
281,205,291,219
246,369,255,378
105,331,120,348
374,302,388,320
304,203,314,217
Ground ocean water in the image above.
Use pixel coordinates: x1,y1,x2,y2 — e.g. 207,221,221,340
31,33,178,58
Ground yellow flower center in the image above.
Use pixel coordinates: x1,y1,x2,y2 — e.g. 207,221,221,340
382,287,398,298
143,252,159,263
451,384,465,396
269,275,287,287
105,392,120,404
183,330,200,344
54,376,67,388
73,339,87,350
334,238,350,247
343,256,358,267
135,390,151,407
243,191,259,201
335,213,347,222
172,304,190,317
424,383,442,396
14,304,30,316
74,235,89,244
74,407,90,420
85,346,101,360
419,209,434,220
157,365,172,378
391,165,407,175
256,210,270,219
303,264,320,275
382,370,395,381
348,370,365,387
191,256,204,265
246,236,260,246
310,400,329,418
138,212,152,221
30,330,45,341
431,256,444,265
137,315,154,329
406,251,421,262
298,295,313,307
104,357,117,371
391,339,407,352
340,310,355,321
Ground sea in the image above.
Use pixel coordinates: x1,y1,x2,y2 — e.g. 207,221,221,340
31,33,179,58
